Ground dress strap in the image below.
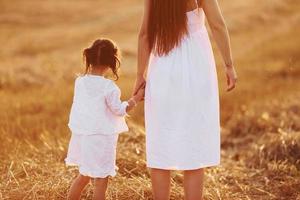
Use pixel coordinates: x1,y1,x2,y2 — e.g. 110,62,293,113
194,0,200,14
195,0,199,8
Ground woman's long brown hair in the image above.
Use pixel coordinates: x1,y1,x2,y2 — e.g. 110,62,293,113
148,0,189,56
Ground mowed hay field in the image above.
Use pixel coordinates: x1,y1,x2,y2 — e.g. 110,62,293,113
0,0,300,199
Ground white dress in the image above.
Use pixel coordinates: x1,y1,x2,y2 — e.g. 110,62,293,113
145,8,220,170
65,75,129,178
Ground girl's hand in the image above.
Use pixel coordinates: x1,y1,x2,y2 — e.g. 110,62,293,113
133,75,146,95
225,66,237,92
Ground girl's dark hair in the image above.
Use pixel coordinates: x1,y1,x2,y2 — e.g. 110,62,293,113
83,39,121,80
148,0,189,56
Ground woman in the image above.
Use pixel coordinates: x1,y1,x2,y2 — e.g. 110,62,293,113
133,0,237,199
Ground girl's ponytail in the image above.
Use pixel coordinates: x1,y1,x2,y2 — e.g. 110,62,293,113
83,47,92,74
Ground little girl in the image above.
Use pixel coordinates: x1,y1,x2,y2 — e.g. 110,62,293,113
65,38,145,200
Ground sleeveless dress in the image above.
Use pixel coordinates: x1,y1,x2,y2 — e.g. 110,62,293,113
144,6,220,170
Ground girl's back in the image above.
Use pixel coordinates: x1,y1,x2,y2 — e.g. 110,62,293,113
69,75,128,136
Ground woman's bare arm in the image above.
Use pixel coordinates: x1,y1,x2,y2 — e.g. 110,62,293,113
133,0,151,94
202,0,233,66
202,0,237,91
137,0,151,76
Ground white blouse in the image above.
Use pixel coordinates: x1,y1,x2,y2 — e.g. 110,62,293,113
68,75,129,135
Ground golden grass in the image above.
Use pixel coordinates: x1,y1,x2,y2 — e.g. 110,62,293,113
0,0,300,199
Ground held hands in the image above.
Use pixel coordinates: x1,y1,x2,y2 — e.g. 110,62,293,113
127,83,146,111
126,75,146,112
133,75,146,95
225,65,237,92
134,86,146,102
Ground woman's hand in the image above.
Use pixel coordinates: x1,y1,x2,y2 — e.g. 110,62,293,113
127,86,146,112
133,75,146,95
134,87,146,102
225,66,237,92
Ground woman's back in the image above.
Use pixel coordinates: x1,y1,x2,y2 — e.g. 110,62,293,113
145,0,220,170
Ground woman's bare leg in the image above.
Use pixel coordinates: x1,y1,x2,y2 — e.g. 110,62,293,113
92,177,108,200
183,168,204,200
68,174,90,200
150,168,171,200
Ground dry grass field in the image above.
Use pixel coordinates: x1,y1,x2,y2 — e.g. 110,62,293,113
0,0,299,199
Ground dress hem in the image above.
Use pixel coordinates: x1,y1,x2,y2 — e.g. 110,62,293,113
146,161,220,171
